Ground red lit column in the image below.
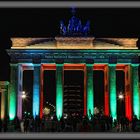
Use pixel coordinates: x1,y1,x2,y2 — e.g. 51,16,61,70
104,65,109,116
40,65,44,119
124,65,132,121
84,64,87,116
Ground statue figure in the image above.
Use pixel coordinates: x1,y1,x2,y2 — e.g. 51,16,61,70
67,17,74,34
60,8,91,36
76,20,82,33
68,16,83,36
83,20,90,36
68,16,78,35
60,20,66,36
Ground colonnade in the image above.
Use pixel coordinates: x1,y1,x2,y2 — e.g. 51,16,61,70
6,63,139,121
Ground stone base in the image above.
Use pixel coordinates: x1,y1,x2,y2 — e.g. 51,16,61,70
55,37,94,49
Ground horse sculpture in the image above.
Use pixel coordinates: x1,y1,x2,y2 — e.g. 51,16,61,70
60,9,90,36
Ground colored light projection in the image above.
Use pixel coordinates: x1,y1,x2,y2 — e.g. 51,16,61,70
33,65,40,118
17,64,23,120
87,64,94,119
132,64,140,119
109,64,117,120
124,65,132,121
104,65,109,116
9,64,17,120
56,64,63,120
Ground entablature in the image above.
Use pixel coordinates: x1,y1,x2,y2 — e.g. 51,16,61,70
7,49,140,64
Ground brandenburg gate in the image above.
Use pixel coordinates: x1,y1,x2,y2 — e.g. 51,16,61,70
3,12,140,121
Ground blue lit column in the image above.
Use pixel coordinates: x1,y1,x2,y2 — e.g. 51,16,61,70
9,64,18,120
56,64,63,120
131,64,140,119
109,64,117,120
86,64,94,119
33,64,40,118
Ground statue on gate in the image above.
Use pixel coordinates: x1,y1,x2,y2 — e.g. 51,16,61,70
59,8,90,36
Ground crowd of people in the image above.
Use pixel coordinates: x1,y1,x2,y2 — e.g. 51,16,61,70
0,112,140,132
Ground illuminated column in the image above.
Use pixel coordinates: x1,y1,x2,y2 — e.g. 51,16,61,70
83,65,87,116
0,81,9,120
40,65,44,119
9,64,18,120
131,64,140,119
104,65,109,116
33,64,40,118
17,64,23,120
56,64,63,120
109,64,117,120
86,64,94,119
1,89,6,120
124,65,132,120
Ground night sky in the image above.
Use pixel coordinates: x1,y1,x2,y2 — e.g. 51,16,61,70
0,8,140,113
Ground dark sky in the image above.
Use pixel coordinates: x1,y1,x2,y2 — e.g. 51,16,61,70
1,8,140,38
0,7,140,82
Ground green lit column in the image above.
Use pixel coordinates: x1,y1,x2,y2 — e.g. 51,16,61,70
56,64,63,121
9,64,18,120
86,64,94,119
109,64,117,120
131,64,140,119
